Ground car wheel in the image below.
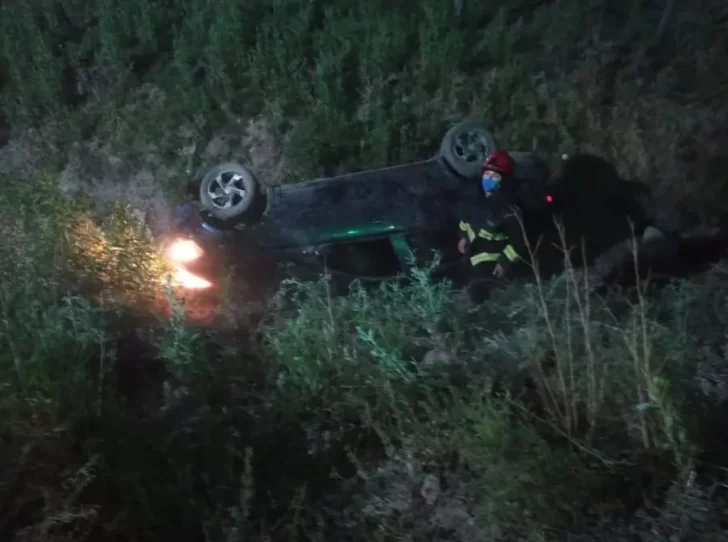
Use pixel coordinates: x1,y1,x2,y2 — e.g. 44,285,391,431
439,117,497,178
199,162,258,221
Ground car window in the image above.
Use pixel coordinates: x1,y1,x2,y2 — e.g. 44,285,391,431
320,238,403,278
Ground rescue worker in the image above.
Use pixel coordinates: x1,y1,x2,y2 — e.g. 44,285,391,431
457,150,527,303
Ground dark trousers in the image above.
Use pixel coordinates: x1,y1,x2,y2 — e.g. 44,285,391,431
463,261,500,304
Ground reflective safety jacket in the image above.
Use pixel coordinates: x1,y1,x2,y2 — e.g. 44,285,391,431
458,195,527,270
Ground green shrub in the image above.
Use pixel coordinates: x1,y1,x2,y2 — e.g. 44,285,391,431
258,246,722,538
4,0,726,210
0,174,174,425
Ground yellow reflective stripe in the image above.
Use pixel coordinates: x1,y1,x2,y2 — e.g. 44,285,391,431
477,229,508,241
459,220,475,242
470,252,501,266
503,244,520,262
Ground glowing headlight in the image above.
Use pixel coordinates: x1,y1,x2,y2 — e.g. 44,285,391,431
164,238,212,289
167,238,204,263
173,267,212,289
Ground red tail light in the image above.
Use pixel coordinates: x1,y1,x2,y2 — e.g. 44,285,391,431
545,194,554,203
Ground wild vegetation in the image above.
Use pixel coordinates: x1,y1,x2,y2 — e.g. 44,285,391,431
1,0,728,540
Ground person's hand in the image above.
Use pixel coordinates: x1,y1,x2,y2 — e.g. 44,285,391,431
492,263,506,278
458,238,468,254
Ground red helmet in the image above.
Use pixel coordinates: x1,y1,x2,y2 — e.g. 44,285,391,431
482,151,515,176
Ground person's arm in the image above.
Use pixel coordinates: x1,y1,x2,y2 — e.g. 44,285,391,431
496,206,527,271
458,219,474,254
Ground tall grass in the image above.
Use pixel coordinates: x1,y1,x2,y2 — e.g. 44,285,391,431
256,236,728,539
0,173,181,429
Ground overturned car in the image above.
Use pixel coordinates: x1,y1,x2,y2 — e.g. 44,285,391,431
166,118,659,297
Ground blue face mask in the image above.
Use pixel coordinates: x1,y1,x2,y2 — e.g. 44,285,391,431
481,172,502,194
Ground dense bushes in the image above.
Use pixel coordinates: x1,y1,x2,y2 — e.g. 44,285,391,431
2,0,727,205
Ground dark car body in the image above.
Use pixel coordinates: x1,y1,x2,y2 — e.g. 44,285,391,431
174,152,555,290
